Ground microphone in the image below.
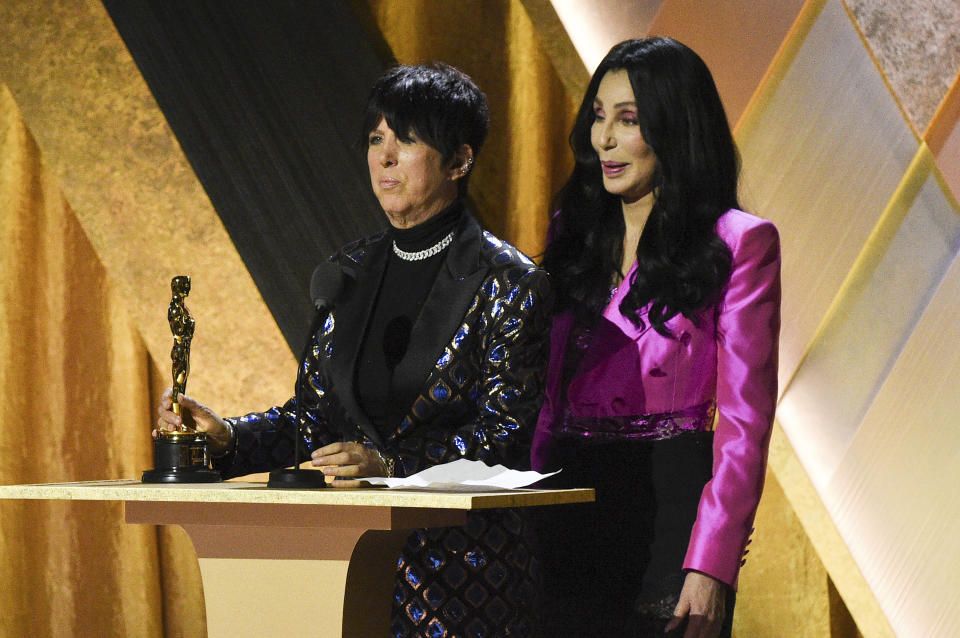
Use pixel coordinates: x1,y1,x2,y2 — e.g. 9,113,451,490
310,261,344,310
268,261,345,489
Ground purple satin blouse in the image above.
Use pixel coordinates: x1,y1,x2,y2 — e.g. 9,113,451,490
532,209,781,588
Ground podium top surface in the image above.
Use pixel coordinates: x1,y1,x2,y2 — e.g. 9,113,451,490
0,479,593,510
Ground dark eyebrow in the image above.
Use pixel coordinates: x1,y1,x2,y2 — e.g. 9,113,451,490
592,98,637,109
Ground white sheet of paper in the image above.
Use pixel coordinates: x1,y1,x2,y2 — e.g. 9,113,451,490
365,458,559,490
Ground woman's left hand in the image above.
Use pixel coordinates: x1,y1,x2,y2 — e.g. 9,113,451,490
311,441,388,488
664,571,726,638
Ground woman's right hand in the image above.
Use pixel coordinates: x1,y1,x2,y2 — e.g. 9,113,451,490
155,388,233,455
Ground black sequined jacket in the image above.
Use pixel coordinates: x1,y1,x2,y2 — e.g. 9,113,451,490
214,213,552,479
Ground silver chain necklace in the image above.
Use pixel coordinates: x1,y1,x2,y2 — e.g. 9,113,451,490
392,231,455,261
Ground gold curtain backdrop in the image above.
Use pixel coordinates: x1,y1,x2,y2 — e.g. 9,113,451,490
0,84,206,636
0,0,297,420
4,0,959,636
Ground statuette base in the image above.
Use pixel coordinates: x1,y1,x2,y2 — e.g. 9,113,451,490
142,433,221,483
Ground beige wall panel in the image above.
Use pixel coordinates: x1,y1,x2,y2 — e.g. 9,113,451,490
733,466,835,637
925,75,960,205
648,0,806,127
736,0,917,396
823,232,960,637
0,1,294,415
930,120,960,208
518,0,590,100
548,0,664,72
779,150,960,489
767,423,895,637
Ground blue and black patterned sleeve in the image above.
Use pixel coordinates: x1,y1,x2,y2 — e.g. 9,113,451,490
212,312,340,478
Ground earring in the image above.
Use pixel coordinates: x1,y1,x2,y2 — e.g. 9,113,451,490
461,157,473,175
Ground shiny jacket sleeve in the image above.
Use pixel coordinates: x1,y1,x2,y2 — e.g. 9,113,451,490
392,268,552,477
212,396,337,479
682,217,781,588
211,315,340,479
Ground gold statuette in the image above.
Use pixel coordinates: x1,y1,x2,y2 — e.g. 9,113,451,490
142,276,221,483
168,275,195,430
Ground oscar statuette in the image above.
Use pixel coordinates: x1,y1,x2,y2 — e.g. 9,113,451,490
142,276,221,483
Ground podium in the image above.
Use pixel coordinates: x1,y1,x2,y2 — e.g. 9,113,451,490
0,479,593,637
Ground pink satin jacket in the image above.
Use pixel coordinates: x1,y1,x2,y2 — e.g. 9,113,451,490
531,208,781,588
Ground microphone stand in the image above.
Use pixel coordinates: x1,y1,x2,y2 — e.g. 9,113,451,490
267,306,330,489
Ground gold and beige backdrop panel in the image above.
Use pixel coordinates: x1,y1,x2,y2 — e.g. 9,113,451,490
0,1,295,413
0,0,291,636
3,0,959,637
0,85,205,635
737,1,960,636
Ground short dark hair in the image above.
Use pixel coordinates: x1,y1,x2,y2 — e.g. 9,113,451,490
544,37,737,333
361,63,489,197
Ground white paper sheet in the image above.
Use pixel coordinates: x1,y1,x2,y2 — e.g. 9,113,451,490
364,458,559,491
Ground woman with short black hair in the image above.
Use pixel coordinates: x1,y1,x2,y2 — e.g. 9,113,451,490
159,62,551,637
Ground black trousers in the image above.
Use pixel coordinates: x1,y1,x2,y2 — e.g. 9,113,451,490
532,431,735,637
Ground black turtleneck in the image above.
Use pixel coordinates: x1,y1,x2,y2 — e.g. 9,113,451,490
356,200,465,438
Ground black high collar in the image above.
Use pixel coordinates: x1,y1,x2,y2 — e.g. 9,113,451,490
391,200,464,252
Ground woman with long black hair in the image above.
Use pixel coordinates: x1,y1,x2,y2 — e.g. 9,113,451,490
532,38,781,638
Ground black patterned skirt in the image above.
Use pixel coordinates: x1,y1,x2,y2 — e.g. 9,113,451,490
390,508,540,637
531,431,734,638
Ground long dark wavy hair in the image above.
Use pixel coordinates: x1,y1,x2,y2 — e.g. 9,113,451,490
542,37,739,335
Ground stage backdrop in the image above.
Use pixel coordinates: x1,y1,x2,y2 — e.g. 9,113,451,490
1,0,958,637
